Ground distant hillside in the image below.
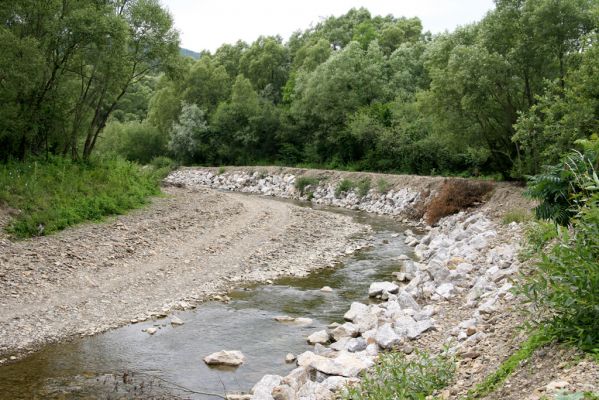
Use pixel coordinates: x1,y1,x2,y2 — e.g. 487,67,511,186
180,47,201,59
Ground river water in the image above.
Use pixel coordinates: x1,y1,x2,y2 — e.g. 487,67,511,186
0,205,413,399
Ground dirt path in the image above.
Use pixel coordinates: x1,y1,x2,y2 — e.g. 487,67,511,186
0,186,368,360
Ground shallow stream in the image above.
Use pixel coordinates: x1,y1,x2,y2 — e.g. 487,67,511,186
0,205,413,399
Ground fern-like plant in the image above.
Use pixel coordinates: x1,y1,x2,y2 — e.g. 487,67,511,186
526,136,599,226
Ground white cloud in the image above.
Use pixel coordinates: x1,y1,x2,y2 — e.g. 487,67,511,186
161,0,495,52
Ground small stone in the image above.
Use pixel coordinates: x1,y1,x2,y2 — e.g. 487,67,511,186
274,315,295,322
368,282,399,297
294,317,313,325
285,353,296,363
9,356,17,361
546,380,569,391
145,327,157,335
461,351,480,360
466,326,477,336
320,286,333,292
226,394,252,400
204,350,245,367
170,316,184,326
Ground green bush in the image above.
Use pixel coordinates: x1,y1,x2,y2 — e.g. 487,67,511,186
526,137,599,226
98,121,168,164
356,177,371,197
150,156,177,170
377,178,391,193
521,203,599,352
0,157,164,238
335,179,356,197
521,138,599,352
295,176,320,195
344,350,455,400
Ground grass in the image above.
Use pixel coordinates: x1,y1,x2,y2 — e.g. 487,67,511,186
502,208,533,224
344,350,455,400
0,157,169,238
294,176,320,196
466,332,550,399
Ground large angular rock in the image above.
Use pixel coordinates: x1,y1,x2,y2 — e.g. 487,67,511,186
309,351,373,377
282,366,310,391
435,283,455,299
297,351,318,367
368,282,399,297
203,350,245,367
353,311,378,333
252,375,282,400
330,322,359,341
375,323,402,349
397,290,420,310
307,330,330,345
343,302,368,322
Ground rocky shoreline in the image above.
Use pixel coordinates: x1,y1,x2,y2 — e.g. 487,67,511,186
167,168,597,400
229,212,521,400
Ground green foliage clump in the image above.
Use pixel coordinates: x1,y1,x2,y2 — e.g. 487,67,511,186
335,179,357,197
376,178,391,193
356,178,372,197
344,350,455,400
521,205,599,352
521,138,599,353
294,176,320,196
150,156,177,170
0,157,164,238
98,121,168,164
526,137,599,226
521,221,559,260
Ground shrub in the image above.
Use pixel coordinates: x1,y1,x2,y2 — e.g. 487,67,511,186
335,179,356,197
344,350,455,400
98,121,167,164
425,179,494,225
376,178,391,193
356,177,371,197
150,156,177,170
519,139,599,353
295,176,320,195
520,201,599,352
526,137,599,226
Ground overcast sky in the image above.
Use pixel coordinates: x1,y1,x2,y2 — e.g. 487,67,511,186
161,0,496,53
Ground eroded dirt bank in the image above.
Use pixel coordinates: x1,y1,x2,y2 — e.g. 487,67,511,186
0,186,368,361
